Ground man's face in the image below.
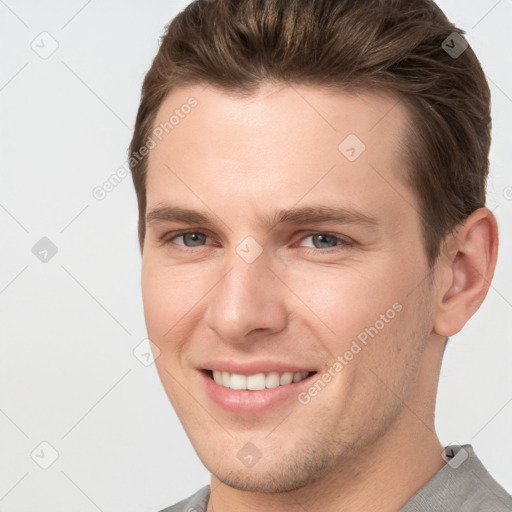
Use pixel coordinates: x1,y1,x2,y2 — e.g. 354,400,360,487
141,83,439,492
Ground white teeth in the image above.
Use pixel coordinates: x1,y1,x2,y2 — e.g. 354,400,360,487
229,373,247,390
211,370,311,390
293,371,308,382
279,372,294,385
266,372,280,389
247,373,266,390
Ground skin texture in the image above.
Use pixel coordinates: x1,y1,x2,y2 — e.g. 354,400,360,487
140,83,498,512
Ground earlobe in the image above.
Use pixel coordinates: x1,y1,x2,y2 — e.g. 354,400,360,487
433,208,498,338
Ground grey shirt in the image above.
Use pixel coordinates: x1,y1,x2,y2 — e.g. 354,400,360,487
159,445,512,511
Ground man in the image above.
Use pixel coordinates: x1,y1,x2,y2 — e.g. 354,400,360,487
129,0,512,510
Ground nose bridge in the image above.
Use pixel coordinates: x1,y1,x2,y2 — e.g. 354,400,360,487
204,247,286,342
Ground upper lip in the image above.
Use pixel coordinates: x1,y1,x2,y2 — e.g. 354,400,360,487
200,360,317,375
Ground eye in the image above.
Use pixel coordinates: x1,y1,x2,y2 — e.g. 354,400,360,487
299,233,353,250
166,231,209,248
161,230,353,252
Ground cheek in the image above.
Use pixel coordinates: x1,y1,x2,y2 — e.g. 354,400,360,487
141,265,199,406
285,263,404,344
141,260,214,354
285,258,426,396
141,261,186,351
141,268,169,338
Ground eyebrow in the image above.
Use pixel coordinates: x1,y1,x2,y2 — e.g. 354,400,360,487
146,204,380,232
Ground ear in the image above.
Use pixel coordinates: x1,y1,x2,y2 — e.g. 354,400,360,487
433,207,499,337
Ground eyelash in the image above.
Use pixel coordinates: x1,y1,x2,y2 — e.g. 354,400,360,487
161,230,354,253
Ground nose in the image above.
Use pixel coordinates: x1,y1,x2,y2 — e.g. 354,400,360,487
203,249,288,345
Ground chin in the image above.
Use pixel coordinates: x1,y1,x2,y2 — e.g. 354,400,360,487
201,446,335,494
214,468,318,493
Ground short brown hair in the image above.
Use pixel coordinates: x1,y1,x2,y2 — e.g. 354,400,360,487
129,0,491,267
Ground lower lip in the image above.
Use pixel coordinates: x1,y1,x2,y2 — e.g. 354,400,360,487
199,371,316,414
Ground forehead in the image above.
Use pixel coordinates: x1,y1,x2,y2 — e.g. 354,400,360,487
149,83,409,156
145,83,416,229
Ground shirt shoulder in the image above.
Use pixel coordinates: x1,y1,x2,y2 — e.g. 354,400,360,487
156,485,210,512
399,444,512,512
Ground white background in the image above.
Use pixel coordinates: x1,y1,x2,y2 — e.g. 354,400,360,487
0,1,511,510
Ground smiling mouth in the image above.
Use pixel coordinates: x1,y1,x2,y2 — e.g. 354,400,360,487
204,370,316,391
